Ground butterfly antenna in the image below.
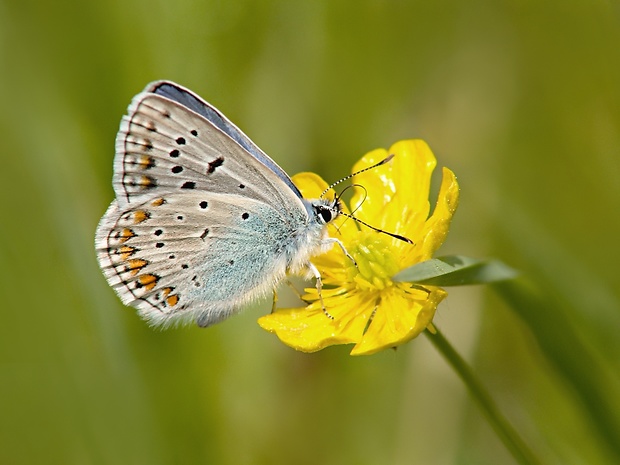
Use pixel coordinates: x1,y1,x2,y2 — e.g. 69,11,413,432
339,184,366,216
320,154,395,198
331,184,366,234
336,210,413,244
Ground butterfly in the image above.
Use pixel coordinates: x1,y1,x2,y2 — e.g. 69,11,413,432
95,81,351,328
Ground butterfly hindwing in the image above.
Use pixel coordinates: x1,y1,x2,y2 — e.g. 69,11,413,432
96,190,306,327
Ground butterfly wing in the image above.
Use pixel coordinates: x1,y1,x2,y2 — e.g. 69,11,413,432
113,81,302,210
96,82,314,327
146,80,303,199
96,191,306,327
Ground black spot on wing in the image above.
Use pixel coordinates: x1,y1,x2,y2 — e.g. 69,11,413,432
207,157,224,174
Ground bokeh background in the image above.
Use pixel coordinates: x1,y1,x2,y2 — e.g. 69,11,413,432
1,1,619,464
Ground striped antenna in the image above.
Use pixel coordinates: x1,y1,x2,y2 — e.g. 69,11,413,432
320,154,395,198
336,210,413,244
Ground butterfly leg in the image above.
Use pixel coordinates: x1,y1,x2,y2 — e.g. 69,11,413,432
285,279,307,302
271,288,278,313
323,237,357,267
307,262,335,320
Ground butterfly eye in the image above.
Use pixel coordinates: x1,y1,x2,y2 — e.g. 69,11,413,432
316,207,333,224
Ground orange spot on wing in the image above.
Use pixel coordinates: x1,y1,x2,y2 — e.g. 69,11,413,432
139,274,159,291
151,198,165,207
126,259,148,275
140,176,155,188
119,228,136,243
133,210,149,223
161,287,173,297
139,155,154,169
119,246,136,260
166,294,179,307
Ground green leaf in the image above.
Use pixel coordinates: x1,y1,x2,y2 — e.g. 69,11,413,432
393,255,518,286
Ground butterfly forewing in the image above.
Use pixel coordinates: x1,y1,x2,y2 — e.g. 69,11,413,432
114,91,299,212
146,81,304,199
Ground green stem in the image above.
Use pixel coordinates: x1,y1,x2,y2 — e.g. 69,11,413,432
424,327,543,465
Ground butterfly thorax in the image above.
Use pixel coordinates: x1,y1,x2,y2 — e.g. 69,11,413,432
284,197,340,276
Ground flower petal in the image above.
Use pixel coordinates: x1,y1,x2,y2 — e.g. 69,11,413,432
291,172,329,199
350,284,447,355
348,147,391,228
350,140,438,241
416,167,459,261
258,291,374,352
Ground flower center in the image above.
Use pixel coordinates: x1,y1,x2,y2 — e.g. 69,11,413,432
345,233,401,291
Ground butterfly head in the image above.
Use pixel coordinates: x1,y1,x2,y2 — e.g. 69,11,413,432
311,197,342,225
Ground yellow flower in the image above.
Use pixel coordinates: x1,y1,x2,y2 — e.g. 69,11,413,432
258,140,459,355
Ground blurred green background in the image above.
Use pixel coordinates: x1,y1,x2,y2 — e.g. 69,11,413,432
1,1,619,464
